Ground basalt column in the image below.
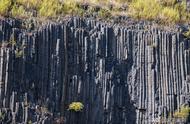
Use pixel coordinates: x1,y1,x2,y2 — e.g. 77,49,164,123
0,18,189,124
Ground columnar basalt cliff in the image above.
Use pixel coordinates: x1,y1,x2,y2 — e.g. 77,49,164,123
0,17,189,124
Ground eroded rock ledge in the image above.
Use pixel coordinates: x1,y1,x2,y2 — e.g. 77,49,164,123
0,17,189,124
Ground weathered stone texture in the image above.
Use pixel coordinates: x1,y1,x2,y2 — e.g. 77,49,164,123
0,18,189,124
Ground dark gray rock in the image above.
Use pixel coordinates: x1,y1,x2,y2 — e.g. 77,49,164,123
0,17,189,124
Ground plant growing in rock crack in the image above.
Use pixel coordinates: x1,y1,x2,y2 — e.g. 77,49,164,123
8,35,17,46
10,36,25,58
183,29,190,38
0,111,4,121
9,39,16,46
40,106,52,116
28,120,32,124
15,49,23,58
68,102,84,112
174,105,190,120
54,116,65,124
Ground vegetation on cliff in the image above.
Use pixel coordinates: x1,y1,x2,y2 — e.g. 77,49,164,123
0,0,190,24
174,105,190,119
68,102,84,112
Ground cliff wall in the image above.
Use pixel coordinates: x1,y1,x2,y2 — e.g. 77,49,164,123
0,17,189,124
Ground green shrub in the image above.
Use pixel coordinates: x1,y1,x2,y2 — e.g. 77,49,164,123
11,4,28,18
183,29,190,38
28,120,32,124
175,1,190,22
160,7,180,23
159,0,177,6
89,0,109,4
68,102,84,112
0,0,189,24
115,0,131,2
0,111,3,120
128,0,190,23
174,105,190,119
16,0,41,9
62,1,79,14
76,8,85,16
0,0,12,16
15,49,23,58
9,36,16,46
129,0,162,20
98,8,111,18
39,0,63,17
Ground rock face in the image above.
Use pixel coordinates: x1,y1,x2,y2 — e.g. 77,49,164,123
0,17,189,124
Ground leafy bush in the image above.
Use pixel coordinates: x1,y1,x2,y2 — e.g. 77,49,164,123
16,0,41,9
159,0,177,6
15,49,23,58
129,0,190,23
28,120,32,124
174,105,190,119
160,7,180,23
115,0,131,2
0,0,189,24
0,0,12,16
68,102,84,112
98,8,111,18
76,8,85,16
0,111,3,120
39,0,63,17
183,29,190,38
175,1,190,22
62,1,79,14
129,0,162,20
11,4,28,18
89,0,109,4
